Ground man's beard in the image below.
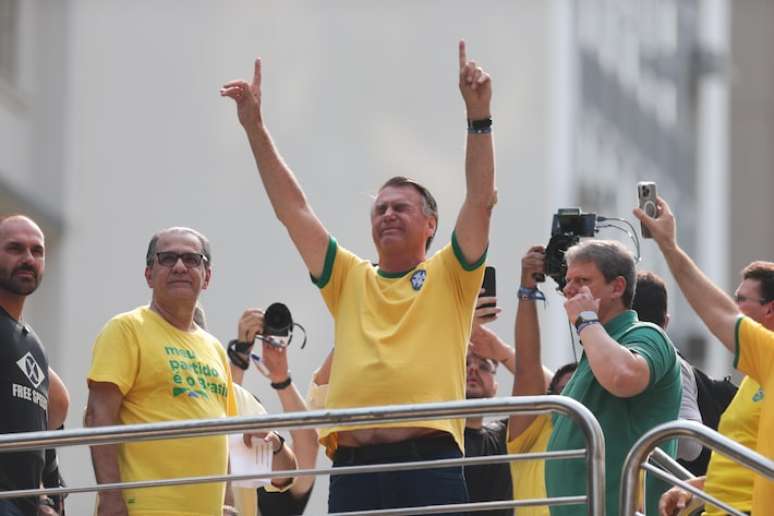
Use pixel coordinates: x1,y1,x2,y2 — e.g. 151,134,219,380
0,265,40,296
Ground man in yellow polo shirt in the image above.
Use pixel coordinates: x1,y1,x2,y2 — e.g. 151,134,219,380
223,41,496,513
636,198,774,515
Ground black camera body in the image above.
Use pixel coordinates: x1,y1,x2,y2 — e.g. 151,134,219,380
541,208,597,290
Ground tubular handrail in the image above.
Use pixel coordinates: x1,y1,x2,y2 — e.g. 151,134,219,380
0,396,606,515
620,419,774,515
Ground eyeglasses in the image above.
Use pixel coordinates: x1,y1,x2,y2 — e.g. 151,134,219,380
735,293,768,305
155,251,207,268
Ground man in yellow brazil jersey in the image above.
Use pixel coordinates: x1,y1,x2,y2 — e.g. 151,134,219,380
222,41,496,513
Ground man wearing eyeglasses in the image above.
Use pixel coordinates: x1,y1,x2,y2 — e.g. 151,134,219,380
634,198,774,516
85,227,238,516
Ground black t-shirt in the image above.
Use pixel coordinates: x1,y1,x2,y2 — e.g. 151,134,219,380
0,307,49,516
257,484,313,515
464,418,512,516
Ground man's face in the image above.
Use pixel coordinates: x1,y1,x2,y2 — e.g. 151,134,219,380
145,231,210,305
735,279,771,326
465,350,497,399
371,186,435,257
0,217,45,297
563,260,623,313
550,371,573,395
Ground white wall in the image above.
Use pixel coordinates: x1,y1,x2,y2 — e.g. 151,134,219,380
5,1,558,513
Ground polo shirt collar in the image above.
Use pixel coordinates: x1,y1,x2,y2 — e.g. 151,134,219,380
603,310,638,338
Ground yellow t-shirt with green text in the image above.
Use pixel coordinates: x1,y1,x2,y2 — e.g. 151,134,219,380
316,234,485,455
88,306,237,516
507,415,552,516
703,375,762,515
734,316,774,516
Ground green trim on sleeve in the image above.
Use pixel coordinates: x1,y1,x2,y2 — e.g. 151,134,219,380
451,231,487,271
733,316,745,369
310,236,338,289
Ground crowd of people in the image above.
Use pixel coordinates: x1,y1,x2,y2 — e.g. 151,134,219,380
0,40,771,516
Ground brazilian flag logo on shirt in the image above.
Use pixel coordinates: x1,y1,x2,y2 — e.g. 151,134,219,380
411,269,427,291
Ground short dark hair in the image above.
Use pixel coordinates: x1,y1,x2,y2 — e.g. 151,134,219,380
378,176,438,250
548,362,578,394
632,271,668,328
565,240,637,307
741,261,774,303
146,227,212,268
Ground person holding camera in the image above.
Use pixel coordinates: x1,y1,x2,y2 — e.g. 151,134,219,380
544,240,682,516
85,227,238,516
635,197,774,516
226,308,316,516
222,41,495,513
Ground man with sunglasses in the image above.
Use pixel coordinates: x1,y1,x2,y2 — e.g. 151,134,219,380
634,197,774,516
85,227,237,516
222,41,495,513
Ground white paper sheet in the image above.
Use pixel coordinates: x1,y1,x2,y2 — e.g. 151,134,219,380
228,434,273,487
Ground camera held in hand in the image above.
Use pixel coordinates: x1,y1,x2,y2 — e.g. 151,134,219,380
260,302,307,349
535,208,598,290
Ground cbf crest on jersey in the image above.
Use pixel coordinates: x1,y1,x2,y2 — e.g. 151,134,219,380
411,269,427,291
16,352,44,388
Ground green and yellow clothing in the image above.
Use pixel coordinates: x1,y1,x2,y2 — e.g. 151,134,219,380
702,375,762,515
88,306,237,516
315,234,485,456
734,316,774,515
507,415,553,516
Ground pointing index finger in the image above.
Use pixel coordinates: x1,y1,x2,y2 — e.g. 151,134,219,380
458,40,467,70
253,58,262,87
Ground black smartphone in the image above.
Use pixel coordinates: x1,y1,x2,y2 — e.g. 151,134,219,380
637,181,658,239
480,266,496,309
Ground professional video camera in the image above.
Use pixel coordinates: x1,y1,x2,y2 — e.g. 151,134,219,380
537,208,598,291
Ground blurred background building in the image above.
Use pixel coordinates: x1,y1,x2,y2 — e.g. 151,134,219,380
0,0,771,513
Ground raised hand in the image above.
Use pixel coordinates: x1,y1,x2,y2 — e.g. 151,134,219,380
220,58,263,129
521,245,546,288
260,341,290,384
458,40,492,120
237,308,264,347
564,286,600,325
633,196,677,250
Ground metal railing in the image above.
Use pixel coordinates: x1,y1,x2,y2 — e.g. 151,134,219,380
620,419,774,515
0,396,606,515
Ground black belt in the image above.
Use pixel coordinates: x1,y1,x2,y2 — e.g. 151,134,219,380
334,433,458,464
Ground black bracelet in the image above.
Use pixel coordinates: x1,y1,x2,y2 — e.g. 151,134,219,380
227,340,251,370
270,375,292,390
272,432,286,455
467,117,492,134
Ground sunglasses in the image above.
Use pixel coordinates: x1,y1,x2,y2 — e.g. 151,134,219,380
155,251,207,268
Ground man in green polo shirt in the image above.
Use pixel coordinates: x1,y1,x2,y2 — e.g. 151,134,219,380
545,240,682,515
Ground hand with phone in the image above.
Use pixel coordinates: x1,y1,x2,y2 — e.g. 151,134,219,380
633,195,677,250
478,266,497,318
637,181,658,239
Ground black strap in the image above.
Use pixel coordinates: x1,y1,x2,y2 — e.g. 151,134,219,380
227,340,251,370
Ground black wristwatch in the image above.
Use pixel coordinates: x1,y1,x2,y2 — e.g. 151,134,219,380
574,310,600,330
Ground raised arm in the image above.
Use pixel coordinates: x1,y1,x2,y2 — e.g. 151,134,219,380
634,197,740,351
259,342,318,497
85,381,128,516
565,287,651,397
221,59,329,278
453,40,496,264
510,247,553,438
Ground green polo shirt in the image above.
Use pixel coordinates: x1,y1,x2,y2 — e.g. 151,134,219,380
545,310,682,516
